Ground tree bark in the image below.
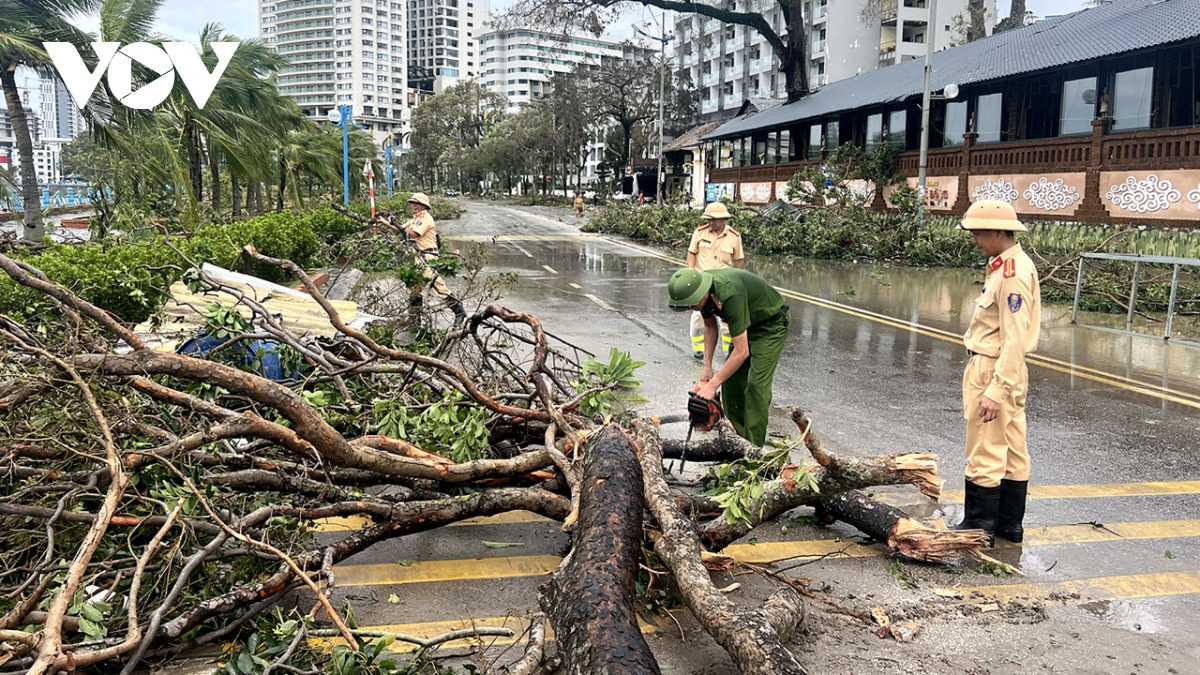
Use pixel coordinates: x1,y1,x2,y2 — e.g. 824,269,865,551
183,112,203,202
817,490,988,563
1,65,43,239
208,139,221,215
231,168,242,218
539,424,661,675
277,153,287,211
631,419,809,675
968,0,987,41
1008,0,1026,28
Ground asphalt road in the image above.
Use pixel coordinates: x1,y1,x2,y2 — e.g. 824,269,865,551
314,200,1200,673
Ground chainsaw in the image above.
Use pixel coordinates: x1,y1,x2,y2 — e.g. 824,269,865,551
677,389,723,475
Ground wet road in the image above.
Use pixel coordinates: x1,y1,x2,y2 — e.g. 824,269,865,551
317,201,1200,672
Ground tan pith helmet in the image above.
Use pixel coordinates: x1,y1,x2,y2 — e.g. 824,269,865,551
702,202,732,220
958,200,1027,232
408,192,432,208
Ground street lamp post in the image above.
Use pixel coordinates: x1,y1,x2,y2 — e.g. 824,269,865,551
635,15,671,205
384,143,394,199
327,105,352,206
915,0,938,227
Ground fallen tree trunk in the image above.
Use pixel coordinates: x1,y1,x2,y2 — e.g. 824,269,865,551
817,490,988,563
631,419,809,675
539,424,661,675
660,420,761,463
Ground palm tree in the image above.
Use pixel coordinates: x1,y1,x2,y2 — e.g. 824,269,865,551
0,0,99,239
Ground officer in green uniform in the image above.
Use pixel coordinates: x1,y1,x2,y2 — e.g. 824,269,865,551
668,267,790,447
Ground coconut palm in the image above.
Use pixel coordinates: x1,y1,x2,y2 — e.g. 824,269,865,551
0,0,99,239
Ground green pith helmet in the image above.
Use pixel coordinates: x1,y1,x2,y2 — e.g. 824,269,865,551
668,268,711,311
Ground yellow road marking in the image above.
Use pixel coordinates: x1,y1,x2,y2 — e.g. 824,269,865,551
584,293,617,312
608,242,1200,409
940,480,1200,503
335,555,561,587
309,615,660,650
330,518,1200,582
945,569,1200,604
314,509,550,533
542,264,558,274
569,282,582,289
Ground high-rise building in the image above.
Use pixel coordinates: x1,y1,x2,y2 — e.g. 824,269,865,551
477,29,657,184
38,77,84,141
478,29,656,109
407,0,490,93
675,0,996,122
260,0,415,148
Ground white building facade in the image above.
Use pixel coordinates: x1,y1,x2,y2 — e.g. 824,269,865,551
478,29,657,184
676,0,995,122
408,0,490,93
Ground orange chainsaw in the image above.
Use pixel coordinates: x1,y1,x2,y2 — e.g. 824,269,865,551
677,389,723,474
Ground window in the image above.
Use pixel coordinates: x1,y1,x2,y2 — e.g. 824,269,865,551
823,120,839,151
943,100,966,147
975,93,1002,143
779,130,790,162
1112,67,1153,131
1060,76,1097,136
866,113,883,149
887,110,906,149
808,125,821,159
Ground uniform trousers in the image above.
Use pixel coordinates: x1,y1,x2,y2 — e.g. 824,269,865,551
722,312,789,447
962,354,1030,487
691,310,732,354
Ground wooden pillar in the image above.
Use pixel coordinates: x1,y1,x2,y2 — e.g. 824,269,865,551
1076,118,1112,222
952,132,976,216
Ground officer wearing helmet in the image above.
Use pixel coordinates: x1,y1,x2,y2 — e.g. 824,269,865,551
400,192,467,324
668,266,789,447
953,200,1041,546
687,201,744,359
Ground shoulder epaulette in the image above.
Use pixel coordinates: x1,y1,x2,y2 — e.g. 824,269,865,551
695,224,708,231
1003,258,1017,278
727,227,741,237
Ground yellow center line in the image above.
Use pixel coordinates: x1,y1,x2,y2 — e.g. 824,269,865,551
945,569,1200,604
308,615,661,651
939,480,1200,503
314,510,550,533
330,518,1200,583
606,240,1200,409
542,265,558,274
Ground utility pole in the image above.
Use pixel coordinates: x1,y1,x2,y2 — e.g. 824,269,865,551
635,14,670,205
916,0,937,226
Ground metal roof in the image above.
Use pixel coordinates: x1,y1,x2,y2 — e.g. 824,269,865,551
705,0,1200,140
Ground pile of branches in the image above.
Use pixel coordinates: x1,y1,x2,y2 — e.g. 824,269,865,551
0,243,985,675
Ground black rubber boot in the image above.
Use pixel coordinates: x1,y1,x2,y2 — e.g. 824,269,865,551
953,479,1002,547
447,295,467,326
995,479,1028,543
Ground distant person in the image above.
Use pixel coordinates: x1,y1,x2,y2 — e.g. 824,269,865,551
400,193,467,325
953,200,1041,547
667,267,790,447
686,202,744,360
638,191,645,205
574,193,585,219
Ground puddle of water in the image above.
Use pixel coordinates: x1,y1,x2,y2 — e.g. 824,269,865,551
1076,597,1164,634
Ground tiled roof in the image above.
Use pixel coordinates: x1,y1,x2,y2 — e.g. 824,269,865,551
705,0,1200,140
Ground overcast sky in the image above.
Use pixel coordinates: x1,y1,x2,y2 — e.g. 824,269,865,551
68,0,1091,43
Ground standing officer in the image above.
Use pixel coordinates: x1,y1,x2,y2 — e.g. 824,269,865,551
687,202,744,359
954,200,1041,545
401,193,467,324
667,267,789,447
574,192,585,219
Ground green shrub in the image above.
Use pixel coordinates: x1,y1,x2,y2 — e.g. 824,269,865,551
189,211,319,282
302,206,362,244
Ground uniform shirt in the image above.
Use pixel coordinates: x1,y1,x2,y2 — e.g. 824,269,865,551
574,197,584,209
406,211,438,252
964,243,1041,404
688,224,744,272
701,268,785,338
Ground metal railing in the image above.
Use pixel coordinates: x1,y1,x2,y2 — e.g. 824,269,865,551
1071,252,1200,346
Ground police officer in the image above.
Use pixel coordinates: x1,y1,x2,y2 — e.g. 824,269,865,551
668,267,789,447
954,200,1041,545
687,202,744,359
402,193,467,324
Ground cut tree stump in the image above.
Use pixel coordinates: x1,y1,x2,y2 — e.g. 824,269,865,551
539,424,661,675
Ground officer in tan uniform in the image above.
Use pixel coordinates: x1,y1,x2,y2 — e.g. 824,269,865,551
954,200,1041,545
687,202,744,359
402,193,467,324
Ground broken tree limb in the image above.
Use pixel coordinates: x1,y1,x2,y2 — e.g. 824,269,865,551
700,409,947,551
816,490,988,563
660,419,762,462
539,424,661,675
631,418,809,675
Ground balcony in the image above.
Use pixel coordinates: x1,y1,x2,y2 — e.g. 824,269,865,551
879,42,896,66
810,40,826,58
812,73,827,87
881,0,897,23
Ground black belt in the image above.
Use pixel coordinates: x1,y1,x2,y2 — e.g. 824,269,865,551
758,305,790,327
967,349,996,358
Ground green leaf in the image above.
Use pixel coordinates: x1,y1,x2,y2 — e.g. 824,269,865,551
388,593,400,603
80,603,104,622
482,541,526,548
236,651,255,674
396,559,416,567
